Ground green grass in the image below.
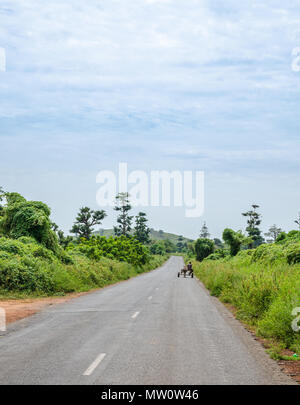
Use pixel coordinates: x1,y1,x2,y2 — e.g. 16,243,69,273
192,246,300,355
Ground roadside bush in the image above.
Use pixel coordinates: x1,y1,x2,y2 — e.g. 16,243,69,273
194,238,214,261
74,235,150,267
0,233,167,294
233,272,280,322
0,238,25,255
251,243,285,264
0,257,54,292
257,271,300,353
286,244,300,264
205,248,228,261
0,192,60,254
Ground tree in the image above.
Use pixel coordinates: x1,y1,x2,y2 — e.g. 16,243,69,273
295,213,300,230
57,230,74,249
162,239,177,253
242,204,264,248
223,228,251,256
194,238,214,261
70,206,106,240
264,225,283,243
176,235,184,252
150,240,166,255
114,192,133,237
51,222,59,232
50,221,74,249
185,241,195,257
0,192,60,253
199,222,210,238
214,238,223,249
134,212,150,244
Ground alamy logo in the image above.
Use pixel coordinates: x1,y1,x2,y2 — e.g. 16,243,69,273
96,163,204,218
291,307,300,332
0,307,6,332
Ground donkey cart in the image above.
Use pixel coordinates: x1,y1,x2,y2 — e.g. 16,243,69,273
177,266,193,278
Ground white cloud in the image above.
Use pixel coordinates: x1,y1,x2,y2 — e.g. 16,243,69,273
0,1,300,236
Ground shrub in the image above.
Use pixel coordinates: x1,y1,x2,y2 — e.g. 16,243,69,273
0,257,54,292
286,244,300,264
194,238,214,261
0,192,60,254
205,249,228,261
0,235,167,294
75,235,150,267
223,228,251,256
257,282,300,348
0,238,25,255
223,229,242,256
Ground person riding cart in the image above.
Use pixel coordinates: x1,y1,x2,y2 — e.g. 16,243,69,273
177,262,194,278
187,262,193,276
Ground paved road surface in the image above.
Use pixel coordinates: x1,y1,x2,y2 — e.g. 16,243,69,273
0,256,294,385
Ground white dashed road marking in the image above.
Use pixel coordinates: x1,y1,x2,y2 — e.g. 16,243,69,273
83,353,106,376
132,311,140,319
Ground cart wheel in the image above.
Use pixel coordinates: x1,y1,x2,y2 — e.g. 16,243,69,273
191,273,194,278
177,272,180,278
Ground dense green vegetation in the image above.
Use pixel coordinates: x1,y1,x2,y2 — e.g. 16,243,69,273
0,236,166,295
0,191,168,297
192,231,300,355
194,238,214,261
73,235,150,266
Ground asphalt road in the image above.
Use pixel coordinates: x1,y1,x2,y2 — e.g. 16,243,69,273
0,256,294,385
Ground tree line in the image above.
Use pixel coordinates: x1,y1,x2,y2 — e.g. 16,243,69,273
63,192,151,245
194,204,300,261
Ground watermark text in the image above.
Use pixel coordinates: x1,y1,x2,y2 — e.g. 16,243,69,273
96,163,204,218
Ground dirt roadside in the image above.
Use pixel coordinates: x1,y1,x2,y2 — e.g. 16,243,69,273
0,273,149,325
0,292,90,325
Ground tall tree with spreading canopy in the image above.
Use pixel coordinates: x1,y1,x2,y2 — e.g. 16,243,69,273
199,222,210,238
114,192,133,237
242,204,264,248
264,225,283,243
134,212,150,244
70,207,106,240
223,228,251,256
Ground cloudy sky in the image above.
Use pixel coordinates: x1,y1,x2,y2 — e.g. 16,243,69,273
1,0,300,239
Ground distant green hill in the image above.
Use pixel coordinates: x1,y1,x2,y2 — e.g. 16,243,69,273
95,228,194,244
148,229,193,244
